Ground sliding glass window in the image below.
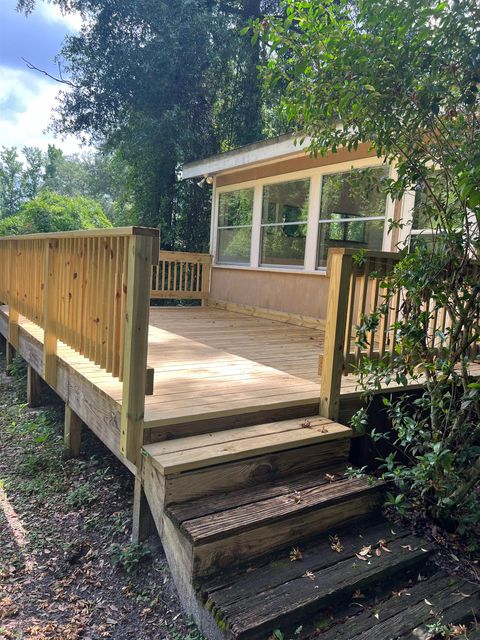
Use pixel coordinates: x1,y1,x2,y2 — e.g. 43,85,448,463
260,178,310,267
317,168,388,268
216,188,254,265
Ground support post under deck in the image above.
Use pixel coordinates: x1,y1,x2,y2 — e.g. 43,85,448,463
132,475,155,544
27,366,44,408
5,342,15,373
64,404,83,458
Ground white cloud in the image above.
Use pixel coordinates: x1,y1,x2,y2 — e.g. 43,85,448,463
0,66,86,154
36,1,83,32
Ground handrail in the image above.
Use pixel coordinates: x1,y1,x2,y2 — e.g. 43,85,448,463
319,247,479,420
151,250,212,300
0,226,159,241
0,227,160,465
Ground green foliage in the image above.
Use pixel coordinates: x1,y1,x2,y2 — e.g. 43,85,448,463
17,0,284,248
258,0,480,542
66,482,97,509
108,541,150,574
6,353,27,381
0,147,24,217
0,190,111,235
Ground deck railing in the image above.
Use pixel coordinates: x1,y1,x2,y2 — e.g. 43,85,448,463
0,227,159,464
151,250,211,300
319,247,479,420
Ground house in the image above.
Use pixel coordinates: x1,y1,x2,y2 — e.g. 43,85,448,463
182,133,419,324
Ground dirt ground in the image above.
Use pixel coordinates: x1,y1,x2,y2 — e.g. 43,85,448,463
0,353,205,640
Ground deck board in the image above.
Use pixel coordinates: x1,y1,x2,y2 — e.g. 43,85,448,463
143,307,323,426
3,305,478,434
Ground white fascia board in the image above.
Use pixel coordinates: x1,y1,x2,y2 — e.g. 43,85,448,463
181,134,311,180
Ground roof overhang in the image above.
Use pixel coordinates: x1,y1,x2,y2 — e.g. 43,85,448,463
181,134,311,180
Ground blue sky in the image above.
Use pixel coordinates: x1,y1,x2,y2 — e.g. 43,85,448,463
0,1,83,153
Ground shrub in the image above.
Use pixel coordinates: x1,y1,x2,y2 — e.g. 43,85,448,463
0,190,111,236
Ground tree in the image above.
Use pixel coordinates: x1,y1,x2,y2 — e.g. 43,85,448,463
258,0,480,541
17,0,284,249
0,190,111,236
21,146,44,201
0,147,23,218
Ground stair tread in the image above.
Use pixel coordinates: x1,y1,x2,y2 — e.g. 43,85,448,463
173,475,382,544
200,518,433,639
321,574,480,640
168,463,350,523
142,415,352,475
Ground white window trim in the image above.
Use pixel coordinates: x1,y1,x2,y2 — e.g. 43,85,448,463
212,156,392,272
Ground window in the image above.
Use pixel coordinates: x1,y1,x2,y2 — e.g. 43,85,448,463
260,178,310,267
317,167,388,268
217,188,254,264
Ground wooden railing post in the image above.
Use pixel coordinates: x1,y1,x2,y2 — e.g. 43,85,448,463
120,233,156,465
43,239,59,387
320,249,354,421
201,256,212,304
8,241,19,349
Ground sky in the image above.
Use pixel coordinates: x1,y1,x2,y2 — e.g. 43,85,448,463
0,0,84,154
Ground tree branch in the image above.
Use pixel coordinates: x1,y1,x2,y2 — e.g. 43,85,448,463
22,58,76,87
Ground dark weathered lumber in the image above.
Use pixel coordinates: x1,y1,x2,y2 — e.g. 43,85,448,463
318,573,459,640
353,579,480,640
168,463,348,524
200,518,404,606
218,535,431,639
181,477,383,544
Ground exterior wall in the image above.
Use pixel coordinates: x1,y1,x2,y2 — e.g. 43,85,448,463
210,267,330,320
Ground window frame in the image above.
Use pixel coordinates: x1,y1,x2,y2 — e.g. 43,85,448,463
316,167,391,269
215,186,255,266
213,157,395,273
259,177,312,269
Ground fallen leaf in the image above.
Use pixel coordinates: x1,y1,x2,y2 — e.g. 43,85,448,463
329,534,344,553
290,547,303,562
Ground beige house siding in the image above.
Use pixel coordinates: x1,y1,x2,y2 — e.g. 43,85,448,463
210,267,330,320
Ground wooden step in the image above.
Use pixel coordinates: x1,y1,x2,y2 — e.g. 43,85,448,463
199,518,434,640
166,470,383,576
317,572,480,640
143,415,352,476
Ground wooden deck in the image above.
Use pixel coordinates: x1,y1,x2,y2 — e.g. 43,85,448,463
4,304,479,440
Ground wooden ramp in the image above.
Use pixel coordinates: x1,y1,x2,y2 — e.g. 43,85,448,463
140,415,480,640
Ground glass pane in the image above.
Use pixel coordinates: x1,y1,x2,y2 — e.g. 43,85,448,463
262,179,310,224
217,227,252,264
218,189,254,227
317,219,385,268
261,224,307,267
320,167,388,221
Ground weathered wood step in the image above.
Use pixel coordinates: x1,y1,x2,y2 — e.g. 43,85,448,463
319,573,480,640
167,471,383,576
143,415,352,476
200,518,433,640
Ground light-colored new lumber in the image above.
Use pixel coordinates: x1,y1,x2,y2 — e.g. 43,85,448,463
120,234,155,465
144,420,351,475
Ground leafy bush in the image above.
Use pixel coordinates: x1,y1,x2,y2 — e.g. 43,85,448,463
259,0,480,544
0,190,111,235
